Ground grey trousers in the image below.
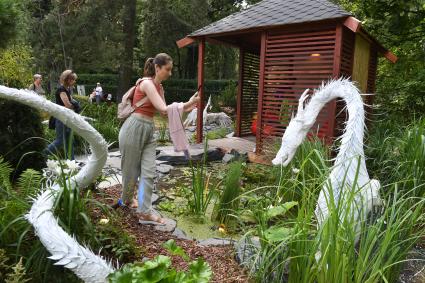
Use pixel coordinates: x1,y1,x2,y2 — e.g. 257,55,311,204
119,114,156,213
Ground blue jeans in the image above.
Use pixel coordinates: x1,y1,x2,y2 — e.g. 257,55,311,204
45,119,75,160
96,95,101,104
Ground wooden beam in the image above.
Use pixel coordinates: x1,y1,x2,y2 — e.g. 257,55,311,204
384,50,398,63
196,38,205,144
255,32,267,153
176,37,195,48
235,48,244,137
343,16,361,33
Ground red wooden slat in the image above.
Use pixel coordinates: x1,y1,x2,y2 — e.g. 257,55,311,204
196,38,205,143
256,32,267,152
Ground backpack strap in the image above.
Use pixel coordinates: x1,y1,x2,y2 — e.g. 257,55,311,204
132,77,151,109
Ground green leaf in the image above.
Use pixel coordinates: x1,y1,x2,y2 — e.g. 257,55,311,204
264,226,293,243
162,239,189,261
187,258,212,283
265,201,298,220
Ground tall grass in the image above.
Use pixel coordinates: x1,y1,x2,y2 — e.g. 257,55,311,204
215,161,243,226
188,138,221,219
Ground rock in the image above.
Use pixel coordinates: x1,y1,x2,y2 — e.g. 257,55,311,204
172,228,192,240
154,218,177,233
97,175,122,190
108,150,121,157
226,132,234,138
235,236,262,271
205,126,212,131
156,164,174,174
188,126,196,132
222,153,235,164
197,238,234,247
156,145,224,165
229,149,248,163
105,157,121,170
151,193,159,204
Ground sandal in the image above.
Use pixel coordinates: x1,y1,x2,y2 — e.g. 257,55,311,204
112,198,138,209
138,211,166,225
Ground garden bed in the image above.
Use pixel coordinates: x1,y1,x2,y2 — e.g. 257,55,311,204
92,185,249,283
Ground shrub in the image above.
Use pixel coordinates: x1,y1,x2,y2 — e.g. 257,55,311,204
0,99,46,178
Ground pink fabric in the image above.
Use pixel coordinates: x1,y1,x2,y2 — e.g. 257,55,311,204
167,102,189,152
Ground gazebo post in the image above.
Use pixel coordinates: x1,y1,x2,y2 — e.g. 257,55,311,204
255,32,267,153
196,38,205,144
235,48,244,137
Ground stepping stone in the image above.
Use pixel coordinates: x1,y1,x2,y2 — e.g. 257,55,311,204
97,175,122,189
172,228,193,241
222,153,235,164
108,151,121,157
235,236,261,270
154,218,177,233
156,145,224,165
156,164,174,174
197,238,234,247
151,193,159,204
105,157,121,170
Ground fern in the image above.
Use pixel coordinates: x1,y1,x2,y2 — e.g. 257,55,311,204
0,156,13,193
17,168,42,197
0,248,10,278
5,257,29,283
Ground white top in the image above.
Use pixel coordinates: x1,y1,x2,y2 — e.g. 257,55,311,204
95,86,103,96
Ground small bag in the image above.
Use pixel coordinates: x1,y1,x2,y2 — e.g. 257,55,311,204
117,79,148,121
48,116,56,130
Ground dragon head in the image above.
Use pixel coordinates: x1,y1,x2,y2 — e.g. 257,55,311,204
272,89,311,166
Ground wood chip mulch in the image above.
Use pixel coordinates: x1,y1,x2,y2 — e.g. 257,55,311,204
92,185,250,283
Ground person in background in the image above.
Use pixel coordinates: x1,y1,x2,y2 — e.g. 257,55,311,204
28,74,46,97
44,70,78,160
95,82,103,104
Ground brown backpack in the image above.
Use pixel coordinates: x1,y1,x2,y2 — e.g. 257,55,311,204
117,79,148,121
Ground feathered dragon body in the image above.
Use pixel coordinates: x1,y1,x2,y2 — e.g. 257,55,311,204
0,86,114,282
272,79,383,238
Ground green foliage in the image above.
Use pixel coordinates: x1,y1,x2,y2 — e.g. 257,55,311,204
366,116,425,196
205,128,228,140
108,239,212,283
0,0,18,48
75,75,230,104
215,161,243,225
17,169,42,197
335,0,425,117
216,80,237,108
75,97,120,149
0,44,33,88
243,154,424,283
0,99,46,178
157,122,169,144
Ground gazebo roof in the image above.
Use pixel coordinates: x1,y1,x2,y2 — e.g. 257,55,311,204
190,0,351,37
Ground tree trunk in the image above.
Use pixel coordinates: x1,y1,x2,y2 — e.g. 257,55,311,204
117,0,137,102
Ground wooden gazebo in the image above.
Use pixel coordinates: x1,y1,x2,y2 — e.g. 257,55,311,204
177,0,396,154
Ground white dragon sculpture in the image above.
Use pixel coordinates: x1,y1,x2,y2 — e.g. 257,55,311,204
272,78,383,241
0,85,115,282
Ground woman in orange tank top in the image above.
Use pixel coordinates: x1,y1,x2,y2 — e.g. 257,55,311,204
117,53,199,224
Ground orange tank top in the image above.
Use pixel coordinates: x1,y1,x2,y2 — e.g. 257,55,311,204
132,78,163,118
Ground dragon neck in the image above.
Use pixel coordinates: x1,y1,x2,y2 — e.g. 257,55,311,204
304,80,365,163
